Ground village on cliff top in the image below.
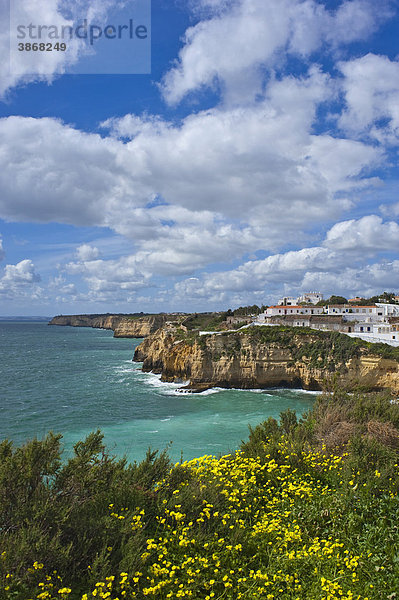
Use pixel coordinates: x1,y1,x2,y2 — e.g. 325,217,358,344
249,292,399,347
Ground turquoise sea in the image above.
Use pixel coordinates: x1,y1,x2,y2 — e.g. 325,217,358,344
0,322,317,463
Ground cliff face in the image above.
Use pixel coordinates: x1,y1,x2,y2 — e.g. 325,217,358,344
134,327,399,393
48,314,122,330
48,314,171,338
113,316,171,338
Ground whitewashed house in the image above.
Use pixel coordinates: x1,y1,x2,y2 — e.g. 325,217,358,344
263,305,325,317
277,296,297,306
297,292,324,305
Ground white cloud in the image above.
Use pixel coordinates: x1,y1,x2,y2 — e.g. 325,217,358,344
324,215,399,254
76,244,100,261
0,259,43,299
0,116,147,226
0,0,397,309
64,255,151,300
0,236,4,261
0,0,127,97
1,0,77,96
0,66,384,280
338,53,399,143
381,201,399,218
174,215,399,303
2,259,41,284
301,261,399,300
161,0,390,105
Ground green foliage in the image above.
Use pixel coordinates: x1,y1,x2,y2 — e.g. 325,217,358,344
231,304,263,316
182,312,227,331
324,295,348,305
0,432,172,598
2,390,399,600
247,325,399,364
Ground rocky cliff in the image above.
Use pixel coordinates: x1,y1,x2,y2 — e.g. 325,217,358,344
49,314,122,329
134,325,399,393
48,314,172,338
113,315,173,338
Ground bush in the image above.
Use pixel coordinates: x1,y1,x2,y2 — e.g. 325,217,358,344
1,389,399,600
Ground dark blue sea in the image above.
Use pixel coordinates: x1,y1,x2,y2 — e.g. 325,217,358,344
0,322,316,462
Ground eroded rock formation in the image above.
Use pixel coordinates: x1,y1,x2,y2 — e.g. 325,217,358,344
134,325,399,393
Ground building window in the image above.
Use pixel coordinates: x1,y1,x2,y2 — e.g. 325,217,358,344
367,327,370,332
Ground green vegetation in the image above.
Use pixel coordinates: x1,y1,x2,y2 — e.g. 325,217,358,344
247,325,399,364
173,325,399,368
181,306,266,333
317,295,348,306
229,305,267,316
316,291,398,306
1,390,399,600
182,313,227,332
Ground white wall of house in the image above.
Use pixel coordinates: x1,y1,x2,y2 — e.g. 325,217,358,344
264,306,324,317
326,303,399,321
376,303,399,317
255,299,399,345
297,292,324,305
277,296,297,306
346,331,399,346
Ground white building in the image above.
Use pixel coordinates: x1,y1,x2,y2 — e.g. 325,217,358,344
254,302,399,346
326,303,399,321
263,305,325,317
277,291,324,306
277,296,297,306
297,292,324,305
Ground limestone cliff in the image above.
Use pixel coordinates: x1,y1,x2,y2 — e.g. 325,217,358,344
133,325,399,393
48,314,173,338
48,314,122,330
113,315,172,338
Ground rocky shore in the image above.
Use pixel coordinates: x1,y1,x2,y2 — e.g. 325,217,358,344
134,324,399,393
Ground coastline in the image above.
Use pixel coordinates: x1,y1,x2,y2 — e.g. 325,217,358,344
133,324,399,394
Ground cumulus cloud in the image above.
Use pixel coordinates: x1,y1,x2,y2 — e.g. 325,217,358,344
161,0,391,105
76,244,100,261
0,66,383,279
1,1,397,309
174,215,399,303
2,259,41,284
0,0,126,97
0,259,43,299
0,116,147,226
64,254,151,300
324,215,399,254
338,54,399,143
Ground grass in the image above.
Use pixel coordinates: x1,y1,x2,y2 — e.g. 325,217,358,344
182,313,228,332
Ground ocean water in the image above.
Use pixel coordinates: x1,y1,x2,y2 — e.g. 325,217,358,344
0,322,317,463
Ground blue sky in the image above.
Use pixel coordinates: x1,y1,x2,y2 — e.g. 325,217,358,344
1,0,399,316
